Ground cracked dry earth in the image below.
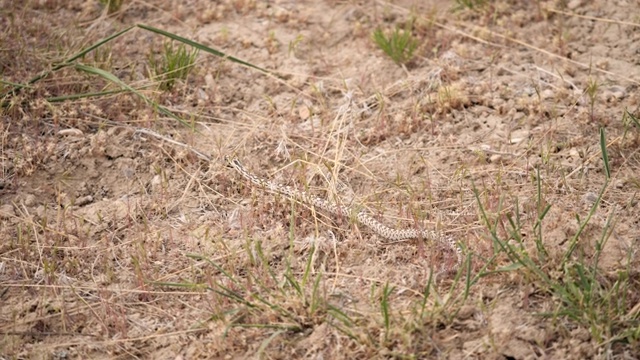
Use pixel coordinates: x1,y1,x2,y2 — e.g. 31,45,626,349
1,0,640,359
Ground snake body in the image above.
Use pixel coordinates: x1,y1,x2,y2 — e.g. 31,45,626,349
226,157,462,268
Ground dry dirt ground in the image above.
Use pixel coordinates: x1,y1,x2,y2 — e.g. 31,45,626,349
1,0,640,359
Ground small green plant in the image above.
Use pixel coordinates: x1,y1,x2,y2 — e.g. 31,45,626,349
288,34,304,56
621,108,640,138
266,30,280,54
475,128,640,347
149,41,199,91
454,0,487,10
586,77,600,121
98,0,124,14
92,44,113,70
379,282,394,344
372,24,418,66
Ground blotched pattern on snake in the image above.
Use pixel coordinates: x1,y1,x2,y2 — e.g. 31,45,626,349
225,156,462,269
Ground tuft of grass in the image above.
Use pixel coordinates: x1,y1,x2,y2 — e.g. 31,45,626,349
98,0,124,14
1,24,273,107
162,250,331,335
149,41,199,91
372,23,418,66
474,127,640,348
288,34,304,57
621,108,640,139
454,0,487,10
91,43,114,70
586,77,600,121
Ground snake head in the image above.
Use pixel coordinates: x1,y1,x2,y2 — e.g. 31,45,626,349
223,155,234,168
223,155,244,170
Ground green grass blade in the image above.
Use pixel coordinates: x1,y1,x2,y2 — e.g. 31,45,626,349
418,270,434,320
326,305,357,340
561,182,607,264
75,63,191,128
380,282,393,335
149,281,206,290
309,272,323,315
232,323,300,331
301,244,315,287
626,109,640,128
207,284,255,308
75,64,134,91
1,25,135,100
65,26,136,65
472,182,555,289
186,254,241,287
47,89,127,102
600,127,610,179
257,330,286,356
137,24,273,75
0,79,33,89
284,272,304,298
462,252,473,301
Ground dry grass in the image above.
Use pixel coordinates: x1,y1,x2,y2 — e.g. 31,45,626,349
1,0,640,358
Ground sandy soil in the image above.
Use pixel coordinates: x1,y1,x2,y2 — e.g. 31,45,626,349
1,0,639,358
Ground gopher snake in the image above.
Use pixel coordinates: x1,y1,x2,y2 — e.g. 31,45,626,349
226,157,462,269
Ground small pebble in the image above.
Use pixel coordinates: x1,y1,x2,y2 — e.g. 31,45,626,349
541,89,555,100
567,0,582,9
0,204,15,219
75,195,93,207
24,194,37,207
